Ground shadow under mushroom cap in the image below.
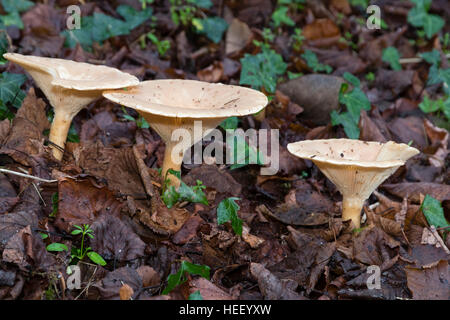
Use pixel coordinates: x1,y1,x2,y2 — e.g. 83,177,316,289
287,139,420,168
103,79,268,118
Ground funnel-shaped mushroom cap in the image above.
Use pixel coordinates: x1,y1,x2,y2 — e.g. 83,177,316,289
3,53,139,90
103,79,268,150
103,79,268,186
287,139,419,200
3,53,139,160
103,79,268,118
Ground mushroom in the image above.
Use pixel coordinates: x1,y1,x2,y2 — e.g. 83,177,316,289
3,53,139,160
103,79,268,187
287,139,419,228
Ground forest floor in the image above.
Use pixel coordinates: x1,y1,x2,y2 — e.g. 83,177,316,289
0,0,449,300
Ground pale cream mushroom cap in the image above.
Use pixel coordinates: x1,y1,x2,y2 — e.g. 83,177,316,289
103,79,268,186
3,53,139,90
3,53,139,160
287,139,420,227
103,79,268,118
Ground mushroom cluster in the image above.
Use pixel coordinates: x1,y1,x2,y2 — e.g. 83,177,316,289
3,53,139,160
287,139,420,228
103,79,268,187
4,53,268,187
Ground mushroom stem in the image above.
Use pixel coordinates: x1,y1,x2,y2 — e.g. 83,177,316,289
49,110,74,161
342,196,365,228
162,142,183,188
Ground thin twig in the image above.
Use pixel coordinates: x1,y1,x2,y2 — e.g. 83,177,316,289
0,168,57,183
18,167,47,206
399,53,450,64
429,226,450,254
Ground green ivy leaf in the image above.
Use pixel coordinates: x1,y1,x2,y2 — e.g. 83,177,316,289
407,5,427,27
228,133,264,170
163,261,210,295
0,11,24,29
0,31,9,64
117,5,152,30
419,96,442,113
382,47,402,71
162,170,208,208
343,72,361,88
87,251,107,266
301,50,332,74
331,73,370,139
271,6,295,28
46,243,68,252
188,290,203,300
419,49,441,66
62,8,150,50
421,195,449,230
192,17,228,43
220,117,239,130
0,72,26,105
240,45,287,94
188,0,213,9
330,110,360,139
217,197,243,235
91,13,130,43
339,86,371,120
423,14,444,39
1,0,33,13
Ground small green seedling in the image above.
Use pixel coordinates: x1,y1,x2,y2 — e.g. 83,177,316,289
162,169,208,208
70,224,106,266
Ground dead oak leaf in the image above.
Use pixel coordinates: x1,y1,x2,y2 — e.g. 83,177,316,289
90,214,145,262
2,225,55,272
405,260,449,300
0,211,37,250
54,178,124,232
353,226,400,269
73,142,147,198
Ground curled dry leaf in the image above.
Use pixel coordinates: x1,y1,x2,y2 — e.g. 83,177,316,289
242,226,265,249
197,61,224,83
225,19,253,55
303,19,340,40
359,110,387,143
423,118,448,168
0,211,37,250
172,214,205,245
119,284,134,300
90,214,146,261
2,225,55,272
136,266,161,287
